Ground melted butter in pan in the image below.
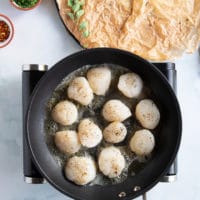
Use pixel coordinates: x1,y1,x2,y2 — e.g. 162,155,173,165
44,64,154,185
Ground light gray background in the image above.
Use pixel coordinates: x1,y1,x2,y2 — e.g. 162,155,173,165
0,0,200,199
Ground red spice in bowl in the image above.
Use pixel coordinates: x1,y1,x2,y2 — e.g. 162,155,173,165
0,20,10,42
0,14,14,48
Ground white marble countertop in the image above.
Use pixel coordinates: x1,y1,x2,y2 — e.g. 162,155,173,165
0,0,200,199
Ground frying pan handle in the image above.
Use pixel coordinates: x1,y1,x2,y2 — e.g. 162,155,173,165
152,63,176,92
152,62,177,182
160,158,177,182
22,64,48,184
142,193,147,200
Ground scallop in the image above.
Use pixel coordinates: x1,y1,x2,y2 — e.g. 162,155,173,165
78,118,103,148
67,77,94,106
102,99,131,122
65,156,96,185
98,146,125,178
51,100,78,126
118,72,143,98
135,99,160,129
103,122,127,143
129,129,155,156
54,130,81,154
87,66,111,95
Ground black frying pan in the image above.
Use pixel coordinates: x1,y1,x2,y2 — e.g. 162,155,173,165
27,48,182,200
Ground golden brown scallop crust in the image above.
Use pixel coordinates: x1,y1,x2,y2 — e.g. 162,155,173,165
57,0,200,61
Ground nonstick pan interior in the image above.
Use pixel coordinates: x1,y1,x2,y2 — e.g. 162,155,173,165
27,48,182,200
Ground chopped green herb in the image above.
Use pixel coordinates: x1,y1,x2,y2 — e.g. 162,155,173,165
67,0,85,22
13,0,39,8
67,12,75,20
79,21,87,30
72,3,81,13
83,30,89,37
67,0,74,7
83,43,88,48
76,9,84,18
79,0,85,6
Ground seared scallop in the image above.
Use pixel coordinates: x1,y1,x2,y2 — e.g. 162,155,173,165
87,66,111,95
51,100,78,126
118,72,143,98
98,146,125,178
135,99,160,129
102,99,131,122
65,156,96,185
78,118,103,148
103,122,127,143
129,129,155,156
67,77,94,106
54,130,81,154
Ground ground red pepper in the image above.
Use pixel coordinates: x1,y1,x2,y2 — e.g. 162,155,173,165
0,20,10,42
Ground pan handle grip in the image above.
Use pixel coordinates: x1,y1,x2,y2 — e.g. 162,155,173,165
160,158,177,182
152,62,178,182
161,66,177,182
22,64,48,184
142,193,147,200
